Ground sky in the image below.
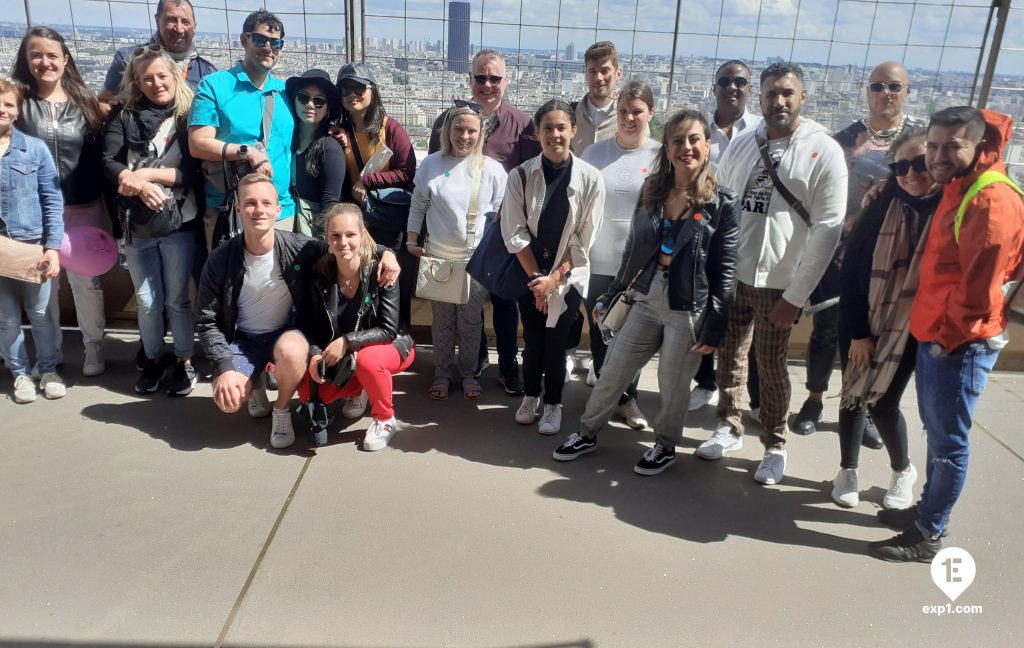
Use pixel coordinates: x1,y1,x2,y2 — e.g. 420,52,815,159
12,0,1024,75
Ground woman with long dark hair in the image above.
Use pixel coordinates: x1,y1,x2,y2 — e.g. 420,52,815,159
553,109,740,475
12,26,109,377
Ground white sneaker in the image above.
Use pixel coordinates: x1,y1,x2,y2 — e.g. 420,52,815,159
883,464,918,510
695,422,743,460
364,416,397,451
586,363,597,387
82,343,105,377
537,404,562,435
247,386,272,418
754,448,787,485
831,468,859,507
341,390,369,418
688,387,719,411
564,355,574,383
515,395,541,424
13,375,37,403
40,372,66,400
615,399,647,429
269,408,295,449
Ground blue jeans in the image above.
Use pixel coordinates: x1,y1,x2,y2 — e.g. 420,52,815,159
915,340,1000,537
0,275,59,376
124,231,196,360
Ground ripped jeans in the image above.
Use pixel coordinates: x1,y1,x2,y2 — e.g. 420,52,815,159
914,340,1000,538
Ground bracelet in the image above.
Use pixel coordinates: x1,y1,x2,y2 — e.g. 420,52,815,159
253,159,268,171
528,272,544,281
220,141,229,161
405,241,420,248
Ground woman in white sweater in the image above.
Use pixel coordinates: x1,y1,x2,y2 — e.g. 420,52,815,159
407,103,507,399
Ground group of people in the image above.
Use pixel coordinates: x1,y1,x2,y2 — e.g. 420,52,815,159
1,0,1022,565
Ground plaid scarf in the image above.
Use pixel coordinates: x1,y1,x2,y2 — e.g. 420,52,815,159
841,189,935,409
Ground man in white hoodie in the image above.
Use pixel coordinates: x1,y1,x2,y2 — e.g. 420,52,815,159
695,62,846,485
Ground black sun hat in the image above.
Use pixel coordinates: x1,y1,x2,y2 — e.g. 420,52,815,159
285,69,342,120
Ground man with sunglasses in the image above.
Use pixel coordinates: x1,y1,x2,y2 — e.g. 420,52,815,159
869,106,1024,562
790,61,925,439
428,50,541,396
98,0,216,107
189,10,295,247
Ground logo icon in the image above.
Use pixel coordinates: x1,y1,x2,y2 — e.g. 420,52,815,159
930,547,976,602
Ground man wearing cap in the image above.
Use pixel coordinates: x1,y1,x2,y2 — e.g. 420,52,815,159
428,50,541,396
188,9,295,246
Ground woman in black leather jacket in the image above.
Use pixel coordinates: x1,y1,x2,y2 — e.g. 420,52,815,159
299,203,415,451
552,109,739,476
12,26,109,376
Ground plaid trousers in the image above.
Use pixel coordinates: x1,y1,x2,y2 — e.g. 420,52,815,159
715,281,793,448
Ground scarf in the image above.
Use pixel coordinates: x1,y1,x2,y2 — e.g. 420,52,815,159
841,185,940,409
151,34,199,68
127,99,177,152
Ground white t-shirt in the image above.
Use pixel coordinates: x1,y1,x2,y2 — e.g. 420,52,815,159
736,134,792,287
581,137,661,276
236,247,293,335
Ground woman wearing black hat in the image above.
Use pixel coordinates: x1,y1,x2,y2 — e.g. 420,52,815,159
286,69,345,238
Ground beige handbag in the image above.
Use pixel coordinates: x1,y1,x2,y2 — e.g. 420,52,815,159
0,236,45,284
415,159,482,305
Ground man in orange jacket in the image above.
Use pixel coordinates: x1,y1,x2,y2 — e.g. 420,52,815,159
869,107,1024,562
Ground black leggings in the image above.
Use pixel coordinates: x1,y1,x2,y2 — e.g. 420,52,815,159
518,287,582,405
837,331,916,470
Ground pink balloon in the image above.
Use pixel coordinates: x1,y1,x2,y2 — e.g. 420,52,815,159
59,226,117,276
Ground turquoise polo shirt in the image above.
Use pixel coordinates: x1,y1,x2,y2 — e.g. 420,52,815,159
189,62,295,218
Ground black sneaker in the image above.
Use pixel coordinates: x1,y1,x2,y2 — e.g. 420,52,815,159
862,415,884,449
867,525,942,563
474,358,490,378
791,398,823,435
498,371,524,396
634,443,676,476
553,432,598,461
878,505,951,537
135,344,147,371
167,361,198,396
135,358,163,394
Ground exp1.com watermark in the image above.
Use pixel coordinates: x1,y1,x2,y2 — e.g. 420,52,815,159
923,547,983,615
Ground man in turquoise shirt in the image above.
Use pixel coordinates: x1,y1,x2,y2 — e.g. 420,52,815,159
189,9,295,247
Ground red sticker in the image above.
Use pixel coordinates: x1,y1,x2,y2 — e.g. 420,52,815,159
641,167,648,174
811,152,819,158
693,213,702,221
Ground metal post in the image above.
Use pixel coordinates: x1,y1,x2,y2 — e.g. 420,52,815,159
978,0,1012,109
23,0,31,26
968,1,997,105
666,0,683,108
346,0,357,61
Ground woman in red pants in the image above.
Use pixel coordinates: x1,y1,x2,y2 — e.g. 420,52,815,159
299,203,415,451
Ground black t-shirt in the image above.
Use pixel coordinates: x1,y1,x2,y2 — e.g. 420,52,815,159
294,136,346,210
533,156,573,272
335,283,365,335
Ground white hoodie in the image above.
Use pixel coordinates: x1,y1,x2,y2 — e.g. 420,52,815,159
716,116,847,307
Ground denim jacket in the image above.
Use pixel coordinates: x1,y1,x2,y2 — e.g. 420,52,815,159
0,128,64,249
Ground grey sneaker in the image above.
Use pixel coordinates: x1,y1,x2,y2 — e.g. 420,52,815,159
248,386,272,418
13,375,37,404
615,399,647,429
82,343,105,377
269,408,295,449
754,448,787,485
40,372,66,400
695,422,743,460
515,395,541,425
688,387,719,411
341,390,369,418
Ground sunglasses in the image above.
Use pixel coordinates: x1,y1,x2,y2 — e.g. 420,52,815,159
245,32,285,51
869,82,904,93
295,92,328,109
889,154,927,177
340,80,368,96
472,74,503,85
716,76,749,89
454,98,482,113
132,43,163,57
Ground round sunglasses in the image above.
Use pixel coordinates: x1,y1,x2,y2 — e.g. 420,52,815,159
295,92,328,109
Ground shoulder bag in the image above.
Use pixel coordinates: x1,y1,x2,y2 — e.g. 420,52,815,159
118,118,183,244
350,117,413,235
466,165,531,300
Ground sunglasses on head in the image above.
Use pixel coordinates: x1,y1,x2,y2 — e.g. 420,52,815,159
132,43,163,57
245,32,285,51
716,76,748,89
472,74,503,85
295,92,328,109
869,82,904,93
889,154,927,177
454,98,482,113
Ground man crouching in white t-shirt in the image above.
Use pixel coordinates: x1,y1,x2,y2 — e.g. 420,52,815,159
195,174,398,449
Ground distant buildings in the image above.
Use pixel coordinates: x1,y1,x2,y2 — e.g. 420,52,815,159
565,41,576,62
447,1,470,74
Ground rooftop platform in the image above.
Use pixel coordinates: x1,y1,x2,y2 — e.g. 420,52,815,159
2,331,1022,647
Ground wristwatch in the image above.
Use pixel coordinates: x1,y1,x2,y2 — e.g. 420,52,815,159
237,144,249,161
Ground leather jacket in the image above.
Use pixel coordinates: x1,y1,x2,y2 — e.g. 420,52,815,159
600,185,740,347
17,97,103,205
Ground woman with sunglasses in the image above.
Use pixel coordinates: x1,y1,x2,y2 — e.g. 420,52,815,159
406,102,507,400
286,69,345,238
552,109,739,476
12,26,109,377
335,61,417,325
102,46,204,396
831,127,940,509
502,99,605,436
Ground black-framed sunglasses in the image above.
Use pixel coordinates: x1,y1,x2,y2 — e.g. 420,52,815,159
454,98,482,113
340,80,368,96
869,82,904,93
472,74,503,85
889,154,927,177
716,76,749,89
245,32,285,51
132,43,162,57
295,92,328,109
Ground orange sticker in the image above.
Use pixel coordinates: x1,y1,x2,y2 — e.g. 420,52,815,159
693,213,702,221
641,167,648,174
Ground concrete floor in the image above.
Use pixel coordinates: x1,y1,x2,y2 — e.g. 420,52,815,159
1,331,1022,648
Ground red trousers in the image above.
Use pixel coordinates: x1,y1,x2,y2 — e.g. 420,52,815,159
298,343,416,421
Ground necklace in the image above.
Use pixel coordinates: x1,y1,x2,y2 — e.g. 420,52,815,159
864,112,905,147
